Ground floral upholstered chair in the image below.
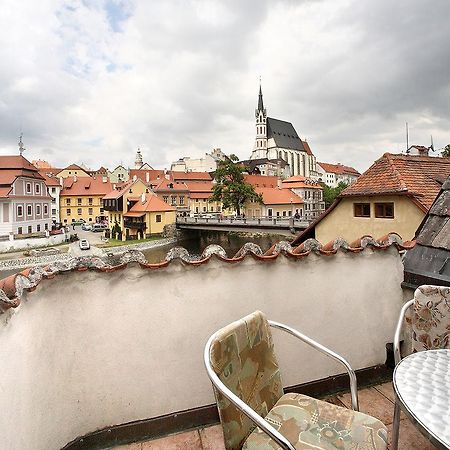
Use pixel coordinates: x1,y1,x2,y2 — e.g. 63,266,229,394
204,311,388,450
392,285,450,450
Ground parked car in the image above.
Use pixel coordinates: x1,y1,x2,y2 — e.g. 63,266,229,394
81,223,92,231
91,223,107,232
79,239,90,250
72,218,86,224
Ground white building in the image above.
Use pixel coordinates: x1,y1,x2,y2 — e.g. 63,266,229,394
317,162,360,188
107,165,130,184
171,148,226,172
39,171,62,223
249,85,319,178
0,156,52,236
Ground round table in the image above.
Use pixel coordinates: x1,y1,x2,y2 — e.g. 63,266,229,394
393,349,450,449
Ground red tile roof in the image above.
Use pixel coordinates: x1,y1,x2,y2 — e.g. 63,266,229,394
341,153,450,211
152,179,189,192
184,181,214,193
281,176,322,189
0,233,414,312
102,180,134,199
61,177,112,196
301,140,313,156
126,193,176,213
255,187,303,205
129,169,165,183
171,171,212,182
0,187,11,198
38,171,61,187
0,156,45,185
318,162,360,176
244,174,278,188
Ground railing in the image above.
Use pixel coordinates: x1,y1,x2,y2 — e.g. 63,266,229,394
124,219,147,229
176,216,309,228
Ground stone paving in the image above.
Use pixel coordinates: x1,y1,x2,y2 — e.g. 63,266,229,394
112,382,435,450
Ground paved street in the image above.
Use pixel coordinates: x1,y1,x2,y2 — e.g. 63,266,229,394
68,225,106,257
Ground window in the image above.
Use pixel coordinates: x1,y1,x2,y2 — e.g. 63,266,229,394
268,208,273,217
203,206,207,212
77,208,82,215
36,204,41,215
37,224,40,232
100,208,104,213
44,204,48,215
17,205,23,217
354,203,370,218
282,211,286,217
18,227,22,234
179,196,185,205
67,208,71,216
88,197,93,205
27,205,32,216
276,211,280,217
171,196,176,205
66,198,71,205
28,226,32,234
156,214,162,223
77,198,82,205
45,223,48,231
52,208,56,215
26,183,31,194
88,208,93,215
51,187,56,193
375,202,394,218
35,183,40,194
163,196,169,203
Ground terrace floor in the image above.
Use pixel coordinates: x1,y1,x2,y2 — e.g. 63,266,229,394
112,382,435,450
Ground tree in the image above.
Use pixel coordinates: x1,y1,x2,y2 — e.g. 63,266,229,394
321,181,349,208
442,144,450,157
211,154,263,215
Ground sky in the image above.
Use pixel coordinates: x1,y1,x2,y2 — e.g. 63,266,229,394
1,0,450,173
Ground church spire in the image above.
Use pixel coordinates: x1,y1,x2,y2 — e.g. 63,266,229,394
258,80,264,111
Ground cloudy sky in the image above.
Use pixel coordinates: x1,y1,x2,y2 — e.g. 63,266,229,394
1,0,449,172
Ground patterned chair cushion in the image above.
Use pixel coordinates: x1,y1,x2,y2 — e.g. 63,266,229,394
209,311,284,450
243,393,388,450
412,285,450,352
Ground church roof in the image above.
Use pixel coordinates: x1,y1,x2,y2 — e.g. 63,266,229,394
267,117,305,151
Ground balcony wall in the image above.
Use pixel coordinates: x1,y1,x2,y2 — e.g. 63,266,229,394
0,247,405,449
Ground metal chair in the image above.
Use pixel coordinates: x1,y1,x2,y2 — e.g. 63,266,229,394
204,311,388,450
392,285,450,450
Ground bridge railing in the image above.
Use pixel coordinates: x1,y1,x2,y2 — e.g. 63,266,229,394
176,216,309,228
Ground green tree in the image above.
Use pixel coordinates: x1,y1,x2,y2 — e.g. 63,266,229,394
321,181,349,208
442,144,450,157
211,154,263,215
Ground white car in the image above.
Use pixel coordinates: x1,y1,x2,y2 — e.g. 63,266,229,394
79,239,90,250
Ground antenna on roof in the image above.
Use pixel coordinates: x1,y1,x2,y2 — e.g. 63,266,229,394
405,122,409,154
18,133,25,156
429,135,434,152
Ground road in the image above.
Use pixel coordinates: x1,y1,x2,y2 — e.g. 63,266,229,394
68,225,105,257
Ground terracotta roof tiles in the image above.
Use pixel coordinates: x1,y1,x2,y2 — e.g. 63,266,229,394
0,233,414,314
255,187,303,205
61,176,112,196
318,162,360,176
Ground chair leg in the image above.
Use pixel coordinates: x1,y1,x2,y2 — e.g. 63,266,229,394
391,401,401,450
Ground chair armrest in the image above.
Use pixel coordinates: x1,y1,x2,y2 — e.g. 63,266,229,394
393,299,414,366
204,333,296,450
269,320,360,411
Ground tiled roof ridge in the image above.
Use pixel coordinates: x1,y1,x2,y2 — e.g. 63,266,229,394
384,153,408,191
0,233,415,314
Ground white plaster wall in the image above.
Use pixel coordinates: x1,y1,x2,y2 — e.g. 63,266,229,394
0,248,405,449
0,233,67,253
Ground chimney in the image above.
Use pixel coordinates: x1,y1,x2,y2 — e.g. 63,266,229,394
74,175,77,182
165,172,170,180
59,177,63,187
113,184,116,190
102,176,107,183
141,192,146,204
133,175,137,182
145,172,150,183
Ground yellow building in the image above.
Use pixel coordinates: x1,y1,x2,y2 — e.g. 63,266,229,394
103,179,176,239
293,153,450,245
184,181,222,216
244,187,303,218
60,176,111,224
56,164,91,179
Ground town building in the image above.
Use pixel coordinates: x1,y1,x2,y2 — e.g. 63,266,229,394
87,166,108,177
316,162,360,187
134,149,154,170
249,85,319,178
60,176,111,224
107,165,130,183
31,159,53,169
129,169,165,184
171,171,212,183
244,174,278,188
281,176,325,220
171,148,226,172
184,181,222,216
0,156,52,236
151,178,190,217
103,179,176,239
244,187,303,218
56,164,91,179
39,171,62,223
296,153,450,244
239,157,291,178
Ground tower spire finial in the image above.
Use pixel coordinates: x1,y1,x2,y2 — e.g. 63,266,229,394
18,133,25,156
258,77,264,111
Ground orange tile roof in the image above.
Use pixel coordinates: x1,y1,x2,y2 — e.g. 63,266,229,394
341,153,450,211
319,162,360,176
0,187,11,198
129,169,165,182
61,176,112,196
255,187,303,205
152,179,189,192
301,140,313,156
0,156,45,185
244,174,278,188
189,192,211,199
281,176,322,189
171,171,212,181
38,171,61,187
184,181,214,193
127,193,176,213
102,180,134,199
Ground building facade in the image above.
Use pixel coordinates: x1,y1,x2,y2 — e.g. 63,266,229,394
171,148,226,172
39,171,62,223
0,156,52,236
108,165,130,184
249,85,318,178
317,162,360,187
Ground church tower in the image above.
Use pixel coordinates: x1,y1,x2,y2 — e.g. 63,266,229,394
252,84,267,159
135,148,143,169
